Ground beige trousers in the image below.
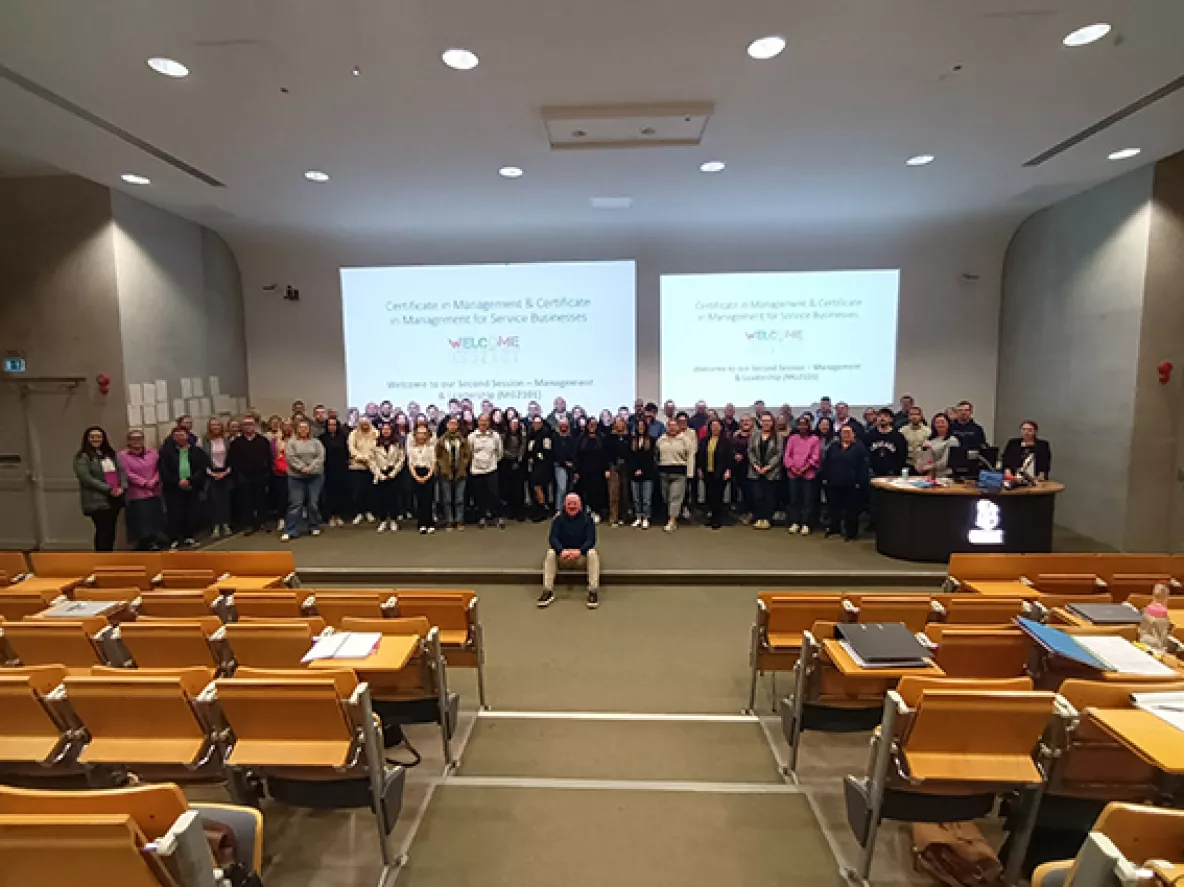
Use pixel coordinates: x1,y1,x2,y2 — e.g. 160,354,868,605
543,548,600,589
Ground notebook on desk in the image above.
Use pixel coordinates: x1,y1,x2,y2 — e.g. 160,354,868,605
1016,618,1175,676
1066,602,1142,625
835,622,931,668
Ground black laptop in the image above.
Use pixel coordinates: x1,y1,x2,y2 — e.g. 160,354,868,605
1065,602,1142,625
835,622,931,667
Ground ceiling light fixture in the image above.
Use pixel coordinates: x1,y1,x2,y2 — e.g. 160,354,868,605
1107,148,1141,161
498,166,524,178
746,35,786,60
146,57,189,78
1063,23,1112,47
905,154,936,166
699,161,726,173
304,170,330,182
351,65,361,77
121,173,151,185
441,48,479,71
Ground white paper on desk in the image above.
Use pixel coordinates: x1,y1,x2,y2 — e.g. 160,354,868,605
155,380,168,403
1132,692,1184,733
1076,636,1176,677
128,383,143,406
335,632,381,659
209,375,220,397
198,396,211,417
142,403,157,426
180,378,193,398
193,377,204,398
126,404,142,427
213,394,232,414
302,634,347,663
172,398,185,420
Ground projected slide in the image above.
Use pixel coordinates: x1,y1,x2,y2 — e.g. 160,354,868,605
341,261,636,410
660,270,900,405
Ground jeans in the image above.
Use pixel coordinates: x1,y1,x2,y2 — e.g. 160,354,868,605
659,472,686,522
439,477,467,525
631,478,653,518
125,496,165,549
543,547,601,590
554,465,571,508
787,476,817,528
285,474,324,536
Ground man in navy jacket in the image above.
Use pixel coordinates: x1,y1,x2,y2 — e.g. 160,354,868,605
539,493,600,609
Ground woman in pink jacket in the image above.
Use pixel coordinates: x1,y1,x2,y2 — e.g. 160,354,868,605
783,416,821,534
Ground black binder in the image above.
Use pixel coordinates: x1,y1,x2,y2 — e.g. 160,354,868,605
1065,603,1142,625
835,622,930,665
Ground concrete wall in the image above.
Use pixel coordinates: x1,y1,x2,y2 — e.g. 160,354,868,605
998,166,1154,548
0,177,125,547
111,192,248,431
237,223,1007,427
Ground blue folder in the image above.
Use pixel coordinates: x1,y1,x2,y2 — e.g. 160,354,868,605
1015,617,1109,671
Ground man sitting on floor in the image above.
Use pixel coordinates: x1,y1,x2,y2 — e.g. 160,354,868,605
539,493,601,610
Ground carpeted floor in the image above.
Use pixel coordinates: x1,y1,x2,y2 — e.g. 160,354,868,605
399,786,845,887
207,518,1106,574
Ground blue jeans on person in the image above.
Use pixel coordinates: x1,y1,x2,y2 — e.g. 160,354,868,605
787,476,817,528
285,474,324,537
125,496,166,549
438,477,467,525
554,465,571,510
631,478,653,518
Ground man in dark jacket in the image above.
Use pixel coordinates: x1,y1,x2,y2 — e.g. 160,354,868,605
949,400,988,452
865,409,909,477
551,419,579,511
539,493,600,609
159,425,210,548
820,425,869,541
228,415,273,534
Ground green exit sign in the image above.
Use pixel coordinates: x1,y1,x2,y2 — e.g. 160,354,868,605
3,358,26,373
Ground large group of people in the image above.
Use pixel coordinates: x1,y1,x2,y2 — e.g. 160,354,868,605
73,393,1050,552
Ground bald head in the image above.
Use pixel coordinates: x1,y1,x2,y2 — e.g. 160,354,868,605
564,493,582,517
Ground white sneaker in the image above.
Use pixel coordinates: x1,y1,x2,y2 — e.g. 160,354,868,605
280,533,291,542
388,521,398,532
310,528,322,537
631,517,642,527
211,526,221,539
276,519,285,531
365,512,376,523
788,524,800,534
425,526,436,534
664,521,676,533
642,518,650,530
376,521,387,533
352,514,364,526
222,524,232,536
800,525,811,536
591,513,600,524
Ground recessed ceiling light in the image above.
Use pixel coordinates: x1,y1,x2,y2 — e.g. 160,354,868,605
1063,23,1111,47
699,161,726,173
498,166,524,178
351,65,361,77
304,170,330,182
747,35,786,60
146,57,189,78
121,173,151,185
441,48,479,71
905,154,936,167
1107,148,1141,161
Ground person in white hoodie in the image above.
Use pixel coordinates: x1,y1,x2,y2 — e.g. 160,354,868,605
370,421,405,532
468,413,505,528
348,416,378,524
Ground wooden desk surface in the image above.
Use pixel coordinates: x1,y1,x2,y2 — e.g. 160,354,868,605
871,478,1065,497
9,576,82,596
217,575,285,591
1086,708,1184,774
1048,607,1090,627
308,634,417,674
963,580,1038,598
822,638,945,679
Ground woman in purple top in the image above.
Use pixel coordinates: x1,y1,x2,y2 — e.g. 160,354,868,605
784,416,822,534
73,425,126,551
118,429,166,550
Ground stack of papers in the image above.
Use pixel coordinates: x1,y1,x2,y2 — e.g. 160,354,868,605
301,632,382,663
1074,636,1176,677
1131,691,1184,734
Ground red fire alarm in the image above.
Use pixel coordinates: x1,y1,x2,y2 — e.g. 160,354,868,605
96,373,111,395
1158,361,1173,385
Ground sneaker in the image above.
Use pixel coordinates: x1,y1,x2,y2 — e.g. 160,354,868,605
456,523,464,532
376,521,387,533
365,512,376,523
388,521,398,532
310,528,322,537
211,526,221,540
276,519,284,532
537,588,555,608
222,524,233,536
426,526,436,534
170,541,180,550
788,524,800,534
586,588,600,609
641,518,650,530
478,518,487,528
280,533,291,542
591,513,600,524
631,517,642,527
664,520,676,533
800,525,811,536
419,526,427,535
352,514,364,526
184,538,198,548
445,524,454,532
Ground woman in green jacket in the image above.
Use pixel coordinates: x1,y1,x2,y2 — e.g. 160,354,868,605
73,425,127,551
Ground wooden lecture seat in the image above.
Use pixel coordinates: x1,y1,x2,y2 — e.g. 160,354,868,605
1108,574,1179,603
942,596,1026,625
1032,802,1184,887
168,551,295,591
0,551,29,580
230,590,306,620
1024,573,1106,596
1127,592,1184,611
393,589,487,707
2,617,110,667
307,590,394,628
894,675,1034,708
63,670,215,767
932,628,1031,679
853,596,933,632
0,813,174,887
88,566,152,590
153,569,219,589
750,592,846,698
0,589,65,622
222,618,326,668
117,617,224,670
1034,592,1119,612
137,588,223,620
73,587,142,604
0,666,71,764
